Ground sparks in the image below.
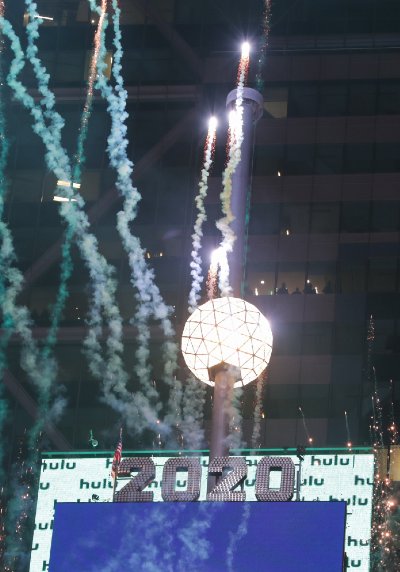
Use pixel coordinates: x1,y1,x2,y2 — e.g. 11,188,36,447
241,41,250,59
73,0,108,178
256,0,273,92
188,115,218,311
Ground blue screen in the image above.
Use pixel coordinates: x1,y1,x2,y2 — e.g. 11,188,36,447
50,501,346,572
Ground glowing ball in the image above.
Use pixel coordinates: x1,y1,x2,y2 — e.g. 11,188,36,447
181,297,273,388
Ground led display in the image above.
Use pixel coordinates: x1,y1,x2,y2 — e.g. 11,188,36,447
49,501,346,572
30,453,373,571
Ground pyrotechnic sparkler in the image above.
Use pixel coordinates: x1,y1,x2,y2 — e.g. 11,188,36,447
251,370,267,449
216,43,249,295
238,41,250,86
188,116,217,312
298,406,313,445
92,0,184,439
256,0,272,92
206,248,223,300
388,379,399,446
73,0,107,182
344,410,352,450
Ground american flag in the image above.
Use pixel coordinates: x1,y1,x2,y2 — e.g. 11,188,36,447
111,428,123,480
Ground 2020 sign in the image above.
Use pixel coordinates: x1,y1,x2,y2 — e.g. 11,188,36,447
116,456,295,503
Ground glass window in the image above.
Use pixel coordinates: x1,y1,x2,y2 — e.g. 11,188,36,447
253,146,284,176
348,82,377,115
340,202,370,232
285,145,314,175
263,88,288,119
246,262,276,297
375,2,400,33
246,262,276,296
375,143,400,173
319,84,347,116
175,0,203,25
316,0,347,33
308,262,337,294
315,145,343,175
302,323,333,354
55,51,85,84
287,0,315,34
300,385,330,417
248,203,280,235
288,85,318,117
378,81,400,114
281,204,310,234
338,260,367,293
374,319,395,352
334,324,364,353
371,202,400,232
344,144,374,174
311,203,340,233
277,262,306,295
368,258,397,292
273,323,303,355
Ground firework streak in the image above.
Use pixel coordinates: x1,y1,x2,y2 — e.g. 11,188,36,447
92,0,183,438
216,46,249,296
0,4,130,565
17,0,132,427
188,117,217,313
251,371,267,449
255,0,272,93
0,0,10,483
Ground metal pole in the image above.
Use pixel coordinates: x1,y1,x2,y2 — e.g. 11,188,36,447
226,87,263,298
207,90,263,488
207,364,238,492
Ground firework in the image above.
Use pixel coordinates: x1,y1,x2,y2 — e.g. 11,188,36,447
298,406,313,445
344,410,352,450
216,44,249,296
256,0,272,93
188,116,217,312
251,370,267,449
73,0,108,181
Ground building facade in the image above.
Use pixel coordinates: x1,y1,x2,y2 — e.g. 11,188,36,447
2,0,400,456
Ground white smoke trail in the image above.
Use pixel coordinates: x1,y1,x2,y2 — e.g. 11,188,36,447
228,386,245,451
180,376,206,450
216,47,248,296
0,15,146,435
188,117,217,313
92,0,183,439
251,371,266,449
0,0,14,483
226,503,251,572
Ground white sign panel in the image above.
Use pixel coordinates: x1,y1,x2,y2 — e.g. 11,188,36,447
30,453,373,571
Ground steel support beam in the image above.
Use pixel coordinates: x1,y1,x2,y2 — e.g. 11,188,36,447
24,108,196,288
134,0,203,79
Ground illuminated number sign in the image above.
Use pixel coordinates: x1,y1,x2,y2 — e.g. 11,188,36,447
116,456,295,502
30,453,375,572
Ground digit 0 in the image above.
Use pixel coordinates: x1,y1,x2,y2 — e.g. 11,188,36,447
255,456,295,501
161,457,201,502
